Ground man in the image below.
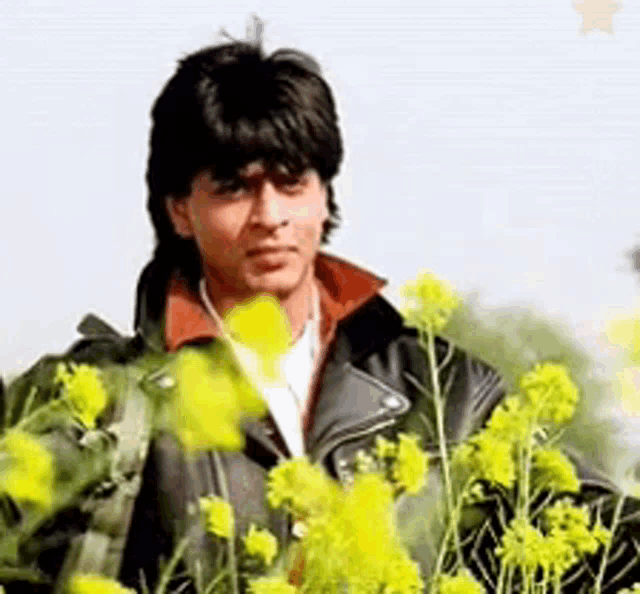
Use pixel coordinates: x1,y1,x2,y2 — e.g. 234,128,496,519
3,32,638,594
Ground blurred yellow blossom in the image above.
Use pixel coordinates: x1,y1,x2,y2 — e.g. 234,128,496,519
375,435,398,460
391,434,428,495
436,569,486,594
200,495,234,539
243,524,278,567
55,362,109,429
168,345,267,452
67,573,134,594
399,271,459,333
531,448,580,494
247,576,298,594
0,430,54,510
519,362,579,425
266,456,340,518
613,367,640,416
224,295,292,384
605,309,640,365
382,547,424,593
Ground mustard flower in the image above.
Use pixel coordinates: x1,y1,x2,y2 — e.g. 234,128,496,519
391,433,428,495
452,433,516,489
496,516,549,574
0,430,54,510
224,295,292,383
518,362,579,425
485,394,531,445
67,573,135,594
301,473,398,592
266,456,339,518
382,547,425,594
399,271,459,333
200,495,234,539
436,569,486,594
375,435,398,460
243,523,278,567
168,345,267,453
531,448,580,494
55,362,109,429
544,498,608,558
247,576,299,594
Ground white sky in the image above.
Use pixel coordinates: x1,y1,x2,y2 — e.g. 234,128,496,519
1,0,639,376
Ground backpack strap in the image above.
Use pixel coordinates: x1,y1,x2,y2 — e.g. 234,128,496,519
53,317,155,592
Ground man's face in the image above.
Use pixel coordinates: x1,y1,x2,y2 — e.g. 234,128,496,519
166,161,329,300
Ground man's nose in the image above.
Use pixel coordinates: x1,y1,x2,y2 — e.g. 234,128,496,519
250,180,288,227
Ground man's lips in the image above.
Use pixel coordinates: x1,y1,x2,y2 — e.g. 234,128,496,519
246,246,297,256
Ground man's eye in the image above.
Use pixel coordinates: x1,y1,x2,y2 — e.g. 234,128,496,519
213,180,251,198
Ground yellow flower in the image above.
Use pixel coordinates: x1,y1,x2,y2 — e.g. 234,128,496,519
266,456,339,518
243,523,278,567
436,569,485,594
399,271,459,333
391,434,428,495
375,435,398,460
544,498,607,559
485,394,531,445
382,547,425,593
168,345,267,453
518,362,579,425
55,362,109,429
531,448,580,494
306,473,398,591
200,495,234,539
224,295,292,383
247,576,298,594
0,430,54,510
67,573,134,594
452,433,515,489
496,516,548,573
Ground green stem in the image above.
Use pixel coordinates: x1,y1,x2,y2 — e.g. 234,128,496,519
495,561,507,594
154,532,192,594
203,568,230,594
423,329,463,568
429,477,474,593
211,450,239,594
593,490,626,594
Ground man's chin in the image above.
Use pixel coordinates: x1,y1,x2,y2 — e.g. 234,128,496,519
246,270,303,299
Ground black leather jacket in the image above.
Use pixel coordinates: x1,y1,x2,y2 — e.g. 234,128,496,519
4,260,639,593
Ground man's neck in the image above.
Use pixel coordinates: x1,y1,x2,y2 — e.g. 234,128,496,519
202,268,316,345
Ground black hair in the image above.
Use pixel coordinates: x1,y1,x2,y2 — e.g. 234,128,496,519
143,39,344,298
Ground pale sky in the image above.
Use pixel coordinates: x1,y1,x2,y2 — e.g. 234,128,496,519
1,0,638,377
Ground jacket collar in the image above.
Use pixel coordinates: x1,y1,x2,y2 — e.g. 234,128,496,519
157,251,389,353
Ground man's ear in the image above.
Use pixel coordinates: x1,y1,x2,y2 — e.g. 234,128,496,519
165,196,193,238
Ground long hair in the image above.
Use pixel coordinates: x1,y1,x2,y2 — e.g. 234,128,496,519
142,39,344,312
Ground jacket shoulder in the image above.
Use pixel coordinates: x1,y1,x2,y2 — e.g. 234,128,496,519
350,294,507,444
2,314,141,429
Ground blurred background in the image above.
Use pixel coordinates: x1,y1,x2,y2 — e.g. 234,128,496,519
1,0,638,383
